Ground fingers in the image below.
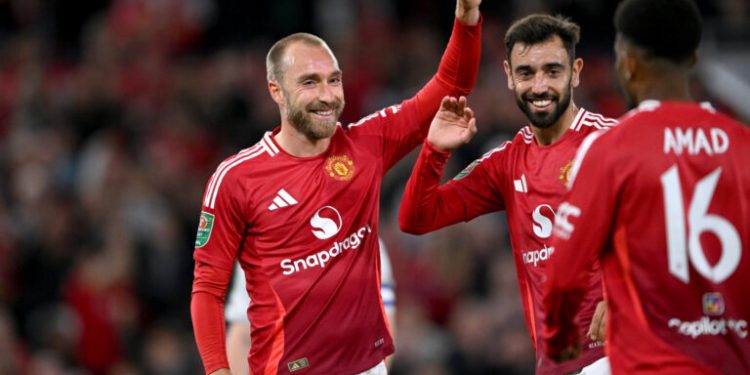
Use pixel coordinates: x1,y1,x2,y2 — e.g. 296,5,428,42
467,117,477,137
587,301,607,342
440,96,473,119
440,96,452,110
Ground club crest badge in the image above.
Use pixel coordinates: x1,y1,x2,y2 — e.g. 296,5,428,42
325,155,355,181
559,159,573,184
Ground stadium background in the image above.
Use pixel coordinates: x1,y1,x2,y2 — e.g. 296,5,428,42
0,0,746,374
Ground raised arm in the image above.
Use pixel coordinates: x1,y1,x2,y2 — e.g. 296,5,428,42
354,0,483,172
399,96,505,233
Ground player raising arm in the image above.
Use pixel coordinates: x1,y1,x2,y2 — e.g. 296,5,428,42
399,14,615,374
190,1,482,374
542,0,750,374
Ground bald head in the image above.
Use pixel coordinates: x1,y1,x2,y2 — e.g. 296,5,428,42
266,33,338,83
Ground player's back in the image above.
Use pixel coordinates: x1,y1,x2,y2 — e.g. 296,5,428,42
600,100,750,374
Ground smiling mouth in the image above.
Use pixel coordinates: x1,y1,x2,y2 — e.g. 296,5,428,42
310,109,335,118
527,97,556,111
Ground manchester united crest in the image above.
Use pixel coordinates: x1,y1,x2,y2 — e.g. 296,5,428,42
559,159,573,184
325,155,355,181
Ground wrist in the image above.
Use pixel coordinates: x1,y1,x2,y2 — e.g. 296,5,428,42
425,139,453,156
455,8,480,25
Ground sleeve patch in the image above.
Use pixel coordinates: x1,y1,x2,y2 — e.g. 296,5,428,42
453,159,480,180
195,211,215,247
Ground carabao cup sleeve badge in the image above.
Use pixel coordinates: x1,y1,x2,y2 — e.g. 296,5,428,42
195,211,215,247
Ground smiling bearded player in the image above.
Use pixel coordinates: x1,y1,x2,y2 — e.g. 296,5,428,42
189,1,484,374
399,14,616,374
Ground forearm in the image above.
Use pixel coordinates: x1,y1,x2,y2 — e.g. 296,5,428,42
399,141,467,234
226,322,251,375
192,262,233,374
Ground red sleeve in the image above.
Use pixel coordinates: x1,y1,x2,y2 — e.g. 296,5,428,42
193,168,247,271
542,131,617,359
349,17,482,172
191,261,233,374
414,17,483,125
399,140,505,234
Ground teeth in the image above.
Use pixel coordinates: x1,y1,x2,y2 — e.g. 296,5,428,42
314,110,333,116
532,100,551,107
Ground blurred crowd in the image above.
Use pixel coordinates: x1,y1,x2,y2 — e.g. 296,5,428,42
0,0,746,374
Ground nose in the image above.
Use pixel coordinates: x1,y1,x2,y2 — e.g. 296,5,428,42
531,72,549,94
318,82,338,104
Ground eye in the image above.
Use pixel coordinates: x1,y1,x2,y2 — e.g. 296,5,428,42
518,71,532,80
548,69,560,78
302,80,316,87
329,77,342,85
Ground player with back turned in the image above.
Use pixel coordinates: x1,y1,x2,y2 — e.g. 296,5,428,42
399,14,615,374
189,1,483,374
542,0,750,374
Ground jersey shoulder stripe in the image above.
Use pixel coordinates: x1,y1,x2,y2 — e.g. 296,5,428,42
203,134,277,209
349,105,402,129
479,141,512,162
518,126,534,144
574,110,618,131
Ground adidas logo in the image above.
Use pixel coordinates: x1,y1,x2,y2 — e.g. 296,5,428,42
268,189,298,211
514,174,528,193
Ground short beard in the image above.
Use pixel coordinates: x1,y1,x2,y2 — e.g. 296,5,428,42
286,96,344,140
515,78,572,129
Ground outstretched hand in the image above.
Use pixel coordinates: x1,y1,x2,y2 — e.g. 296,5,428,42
456,0,481,25
427,96,477,152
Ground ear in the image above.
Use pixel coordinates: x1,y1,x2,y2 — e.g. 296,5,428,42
571,57,583,88
268,80,284,105
623,51,638,82
503,60,514,90
687,49,698,68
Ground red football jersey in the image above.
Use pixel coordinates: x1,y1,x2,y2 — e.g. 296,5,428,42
543,101,750,375
399,108,617,374
191,18,482,375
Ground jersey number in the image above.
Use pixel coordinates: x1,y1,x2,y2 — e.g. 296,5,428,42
660,166,741,284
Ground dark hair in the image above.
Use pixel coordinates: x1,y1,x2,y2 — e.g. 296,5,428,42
614,0,702,64
504,14,580,63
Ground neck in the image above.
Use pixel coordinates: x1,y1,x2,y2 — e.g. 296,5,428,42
636,69,692,104
637,83,692,104
274,123,331,157
531,102,579,146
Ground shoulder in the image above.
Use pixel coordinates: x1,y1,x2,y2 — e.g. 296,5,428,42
473,128,532,161
571,109,618,133
202,133,279,209
347,105,404,131
214,133,279,176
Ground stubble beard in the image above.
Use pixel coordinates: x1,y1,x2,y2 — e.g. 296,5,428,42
286,95,344,140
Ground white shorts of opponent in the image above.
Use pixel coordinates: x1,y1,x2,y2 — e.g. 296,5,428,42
576,357,611,375
357,360,387,375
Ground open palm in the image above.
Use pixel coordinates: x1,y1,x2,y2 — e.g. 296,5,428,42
427,96,478,152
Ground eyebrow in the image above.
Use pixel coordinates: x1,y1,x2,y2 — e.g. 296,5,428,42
297,70,342,83
514,62,565,73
